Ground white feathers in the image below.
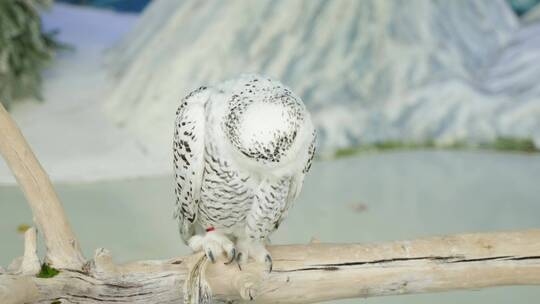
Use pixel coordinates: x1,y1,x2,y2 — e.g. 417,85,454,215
173,87,209,242
239,102,290,149
174,74,316,266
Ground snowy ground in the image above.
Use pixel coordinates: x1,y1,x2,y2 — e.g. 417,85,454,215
0,4,170,184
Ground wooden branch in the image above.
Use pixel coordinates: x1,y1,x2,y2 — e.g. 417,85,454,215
1,230,539,304
0,103,85,269
20,228,41,275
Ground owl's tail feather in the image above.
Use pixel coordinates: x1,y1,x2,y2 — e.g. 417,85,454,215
183,254,213,304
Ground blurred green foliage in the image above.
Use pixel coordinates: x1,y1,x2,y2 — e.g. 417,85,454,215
57,0,150,12
508,0,540,15
486,137,538,152
0,0,57,109
334,138,538,158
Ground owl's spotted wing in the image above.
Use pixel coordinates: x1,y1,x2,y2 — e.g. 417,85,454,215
280,131,317,227
246,132,316,240
173,87,209,243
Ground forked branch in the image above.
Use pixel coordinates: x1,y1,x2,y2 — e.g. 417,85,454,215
0,103,84,269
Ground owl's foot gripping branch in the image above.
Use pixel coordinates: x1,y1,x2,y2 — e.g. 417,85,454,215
1,102,540,304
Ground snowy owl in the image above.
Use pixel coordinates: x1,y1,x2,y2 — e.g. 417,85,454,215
173,74,316,271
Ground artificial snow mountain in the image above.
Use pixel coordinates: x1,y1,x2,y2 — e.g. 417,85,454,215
106,0,540,153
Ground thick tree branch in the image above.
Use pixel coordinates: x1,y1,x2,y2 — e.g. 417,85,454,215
0,103,84,269
1,230,540,304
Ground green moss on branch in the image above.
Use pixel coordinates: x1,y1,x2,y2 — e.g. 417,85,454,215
37,263,60,278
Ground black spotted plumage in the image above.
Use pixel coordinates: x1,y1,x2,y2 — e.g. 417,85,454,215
173,75,316,258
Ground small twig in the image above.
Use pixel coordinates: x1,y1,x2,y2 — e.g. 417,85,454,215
21,227,41,275
183,254,212,304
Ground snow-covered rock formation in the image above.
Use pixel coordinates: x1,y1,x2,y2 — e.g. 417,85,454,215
105,0,540,153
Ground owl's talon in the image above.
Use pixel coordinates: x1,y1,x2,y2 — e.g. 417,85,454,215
188,231,235,264
265,254,273,273
206,249,215,263
225,248,236,265
236,252,243,270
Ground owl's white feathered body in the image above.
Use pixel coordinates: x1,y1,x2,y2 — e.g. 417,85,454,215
173,75,315,268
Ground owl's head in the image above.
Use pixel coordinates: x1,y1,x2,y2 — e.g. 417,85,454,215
223,75,309,168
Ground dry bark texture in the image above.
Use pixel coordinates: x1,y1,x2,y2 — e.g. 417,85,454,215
1,230,540,304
